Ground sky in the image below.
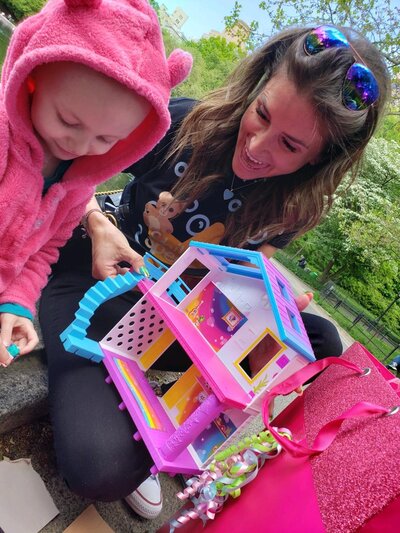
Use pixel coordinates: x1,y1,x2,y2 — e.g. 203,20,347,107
161,0,400,41
160,0,272,40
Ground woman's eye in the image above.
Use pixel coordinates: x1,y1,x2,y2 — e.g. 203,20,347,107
256,106,269,122
283,138,297,153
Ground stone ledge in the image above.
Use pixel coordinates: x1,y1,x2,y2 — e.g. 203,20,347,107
0,349,48,435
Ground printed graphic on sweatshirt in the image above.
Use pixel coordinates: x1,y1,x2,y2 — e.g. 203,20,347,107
142,190,224,265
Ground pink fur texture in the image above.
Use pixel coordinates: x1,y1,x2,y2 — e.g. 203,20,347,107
0,0,192,313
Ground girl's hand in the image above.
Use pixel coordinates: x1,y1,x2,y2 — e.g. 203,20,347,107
0,313,39,366
87,211,144,280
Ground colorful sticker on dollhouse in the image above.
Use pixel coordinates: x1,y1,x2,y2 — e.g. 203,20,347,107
162,366,239,463
192,413,237,463
185,283,247,351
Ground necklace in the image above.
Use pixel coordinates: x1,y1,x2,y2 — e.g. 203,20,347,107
229,173,265,193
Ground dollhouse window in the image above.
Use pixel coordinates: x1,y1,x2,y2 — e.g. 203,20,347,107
287,309,301,334
277,278,290,302
238,332,283,380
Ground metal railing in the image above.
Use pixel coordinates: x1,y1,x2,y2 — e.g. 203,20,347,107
320,283,400,361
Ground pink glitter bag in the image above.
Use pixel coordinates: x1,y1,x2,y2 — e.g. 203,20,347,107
161,343,400,532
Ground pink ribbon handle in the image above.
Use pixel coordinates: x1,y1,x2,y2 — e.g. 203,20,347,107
262,356,391,458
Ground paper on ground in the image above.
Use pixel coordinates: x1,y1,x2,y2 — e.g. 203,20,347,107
0,457,59,533
63,505,114,533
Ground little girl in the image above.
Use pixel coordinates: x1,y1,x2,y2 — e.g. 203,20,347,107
0,0,192,365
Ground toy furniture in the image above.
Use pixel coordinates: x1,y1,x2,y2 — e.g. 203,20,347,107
61,242,315,475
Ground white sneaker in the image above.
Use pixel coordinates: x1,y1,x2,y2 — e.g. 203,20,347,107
125,474,163,519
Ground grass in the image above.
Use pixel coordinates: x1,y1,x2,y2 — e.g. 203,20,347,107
315,297,395,362
275,250,323,290
96,172,132,193
275,250,399,362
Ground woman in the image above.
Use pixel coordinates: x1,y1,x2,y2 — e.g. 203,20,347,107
39,25,390,519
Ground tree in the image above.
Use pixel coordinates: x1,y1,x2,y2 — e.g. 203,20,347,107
376,114,400,144
163,31,245,99
1,0,45,20
187,35,245,94
225,1,400,110
358,136,400,196
148,0,160,12
292,136,400,325
298,178,400,322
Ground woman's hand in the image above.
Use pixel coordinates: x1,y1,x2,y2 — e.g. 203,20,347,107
0,313,39,366
87,211,144,280
295,291,313,311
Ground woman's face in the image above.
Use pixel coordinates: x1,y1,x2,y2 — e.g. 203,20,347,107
232,71,325,180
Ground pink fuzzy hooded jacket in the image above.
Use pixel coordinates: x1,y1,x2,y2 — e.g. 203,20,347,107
0,0,192,315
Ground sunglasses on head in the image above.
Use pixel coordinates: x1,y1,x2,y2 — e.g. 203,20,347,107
303,25,379,111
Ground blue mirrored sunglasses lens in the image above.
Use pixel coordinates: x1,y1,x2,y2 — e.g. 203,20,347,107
304,25,350,55
343,63,379,110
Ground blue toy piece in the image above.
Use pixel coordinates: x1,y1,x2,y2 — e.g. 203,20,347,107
7,343,20,358
61,253,189,362
60,270,142,362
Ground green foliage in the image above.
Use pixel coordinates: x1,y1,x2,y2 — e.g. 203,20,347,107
187,35,245,94
1,0,45,20
376,114,400,144
275,250,323,290
96,173,131,193
148,0,160,13
224,1,260,50
163,31,207,99
0,23,12,66
226,0,400,123
163,30,245,99
280,135,400,332
359,137,400,198
316,297,397,362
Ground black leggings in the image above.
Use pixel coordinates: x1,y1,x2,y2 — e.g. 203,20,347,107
39,233,342,501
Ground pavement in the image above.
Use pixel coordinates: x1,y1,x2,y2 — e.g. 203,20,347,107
0,261,355,532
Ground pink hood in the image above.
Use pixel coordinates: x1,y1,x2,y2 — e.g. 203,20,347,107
0,0,192,184
0,0,192,314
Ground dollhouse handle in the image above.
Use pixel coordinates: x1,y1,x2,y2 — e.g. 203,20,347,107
60,270,144,362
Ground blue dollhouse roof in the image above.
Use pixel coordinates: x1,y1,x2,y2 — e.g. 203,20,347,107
189,241,315,362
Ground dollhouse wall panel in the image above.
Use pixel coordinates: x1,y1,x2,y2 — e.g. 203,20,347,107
194,409,254,469
215,311,308,413
214,274,266,310
261,261,314,357
100,294,170,365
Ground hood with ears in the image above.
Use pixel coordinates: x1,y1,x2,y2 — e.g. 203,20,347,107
0,0,192,184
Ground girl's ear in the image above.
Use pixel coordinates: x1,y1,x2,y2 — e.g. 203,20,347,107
26,76,36,94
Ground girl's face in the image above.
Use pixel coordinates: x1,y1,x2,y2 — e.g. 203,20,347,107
30,62,150,161
232,71,325,180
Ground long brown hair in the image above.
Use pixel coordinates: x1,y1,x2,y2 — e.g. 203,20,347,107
169,26,390,247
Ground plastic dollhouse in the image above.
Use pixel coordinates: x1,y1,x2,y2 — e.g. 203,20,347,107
61,242,315,475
